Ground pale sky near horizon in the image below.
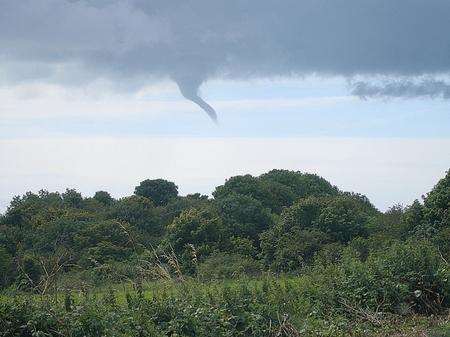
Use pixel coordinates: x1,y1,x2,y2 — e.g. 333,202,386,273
1,77,449,213
1,1,450,213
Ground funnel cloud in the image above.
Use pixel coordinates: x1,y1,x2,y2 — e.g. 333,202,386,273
1,0,450,120
174,76,218,123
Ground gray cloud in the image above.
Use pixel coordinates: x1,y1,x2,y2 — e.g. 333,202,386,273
351,79,450,100
1,0,450,119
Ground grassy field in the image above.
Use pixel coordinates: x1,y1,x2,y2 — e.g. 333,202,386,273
1,276,449,337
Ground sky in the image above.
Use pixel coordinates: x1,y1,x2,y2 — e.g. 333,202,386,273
1,0,450,212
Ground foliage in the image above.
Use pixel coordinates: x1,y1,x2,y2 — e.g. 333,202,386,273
316,196,370,242
0,170,450,320
423,170,449,229
160,194,210,226
93,190,114,206
319,240,450,316
74,220,137,267
215,193,274,242
213,170,340,214
167,207,225,258
0,242,448,336
134,179,178,207
261,228,331,272
0,247,13,287
260,169,340,200
111,195,161,236
260,194,374,271
62,188,84,209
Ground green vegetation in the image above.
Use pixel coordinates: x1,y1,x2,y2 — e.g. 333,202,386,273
0,169,449,336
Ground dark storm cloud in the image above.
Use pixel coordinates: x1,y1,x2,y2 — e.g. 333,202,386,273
352,79,450,100
1,0,450,119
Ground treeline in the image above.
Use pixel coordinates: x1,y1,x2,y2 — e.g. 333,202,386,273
0,169,448,290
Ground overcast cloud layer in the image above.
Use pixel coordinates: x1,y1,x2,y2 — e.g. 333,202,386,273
1,0,450,118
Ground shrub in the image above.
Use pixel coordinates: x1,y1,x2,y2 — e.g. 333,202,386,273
314,240,450,316
368,240,449,314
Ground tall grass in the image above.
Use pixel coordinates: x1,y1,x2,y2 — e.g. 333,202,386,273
1,240,448,336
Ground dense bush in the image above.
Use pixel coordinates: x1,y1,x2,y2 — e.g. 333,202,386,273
1,240,448,336
327,240,449,315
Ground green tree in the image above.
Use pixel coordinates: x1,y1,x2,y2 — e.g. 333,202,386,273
261,228,330,272
93,191,114,206
432,227,450,261
213,170,340,214
423,170,449,229
275,196,325,233
260,169,339,199
111,196,161,236
402,200,426,236
160,194,210,226
213,175,271,207
0,247,13,286
167,208,225,257
213,171,332,214
74,220,137,266
317,197,369,243
365,204,404,239
259,180,296,213
18,254,42,288
62,189,83,208
2,191,63,228
135,179,178,206
215,193,273,242
260,195,371,271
